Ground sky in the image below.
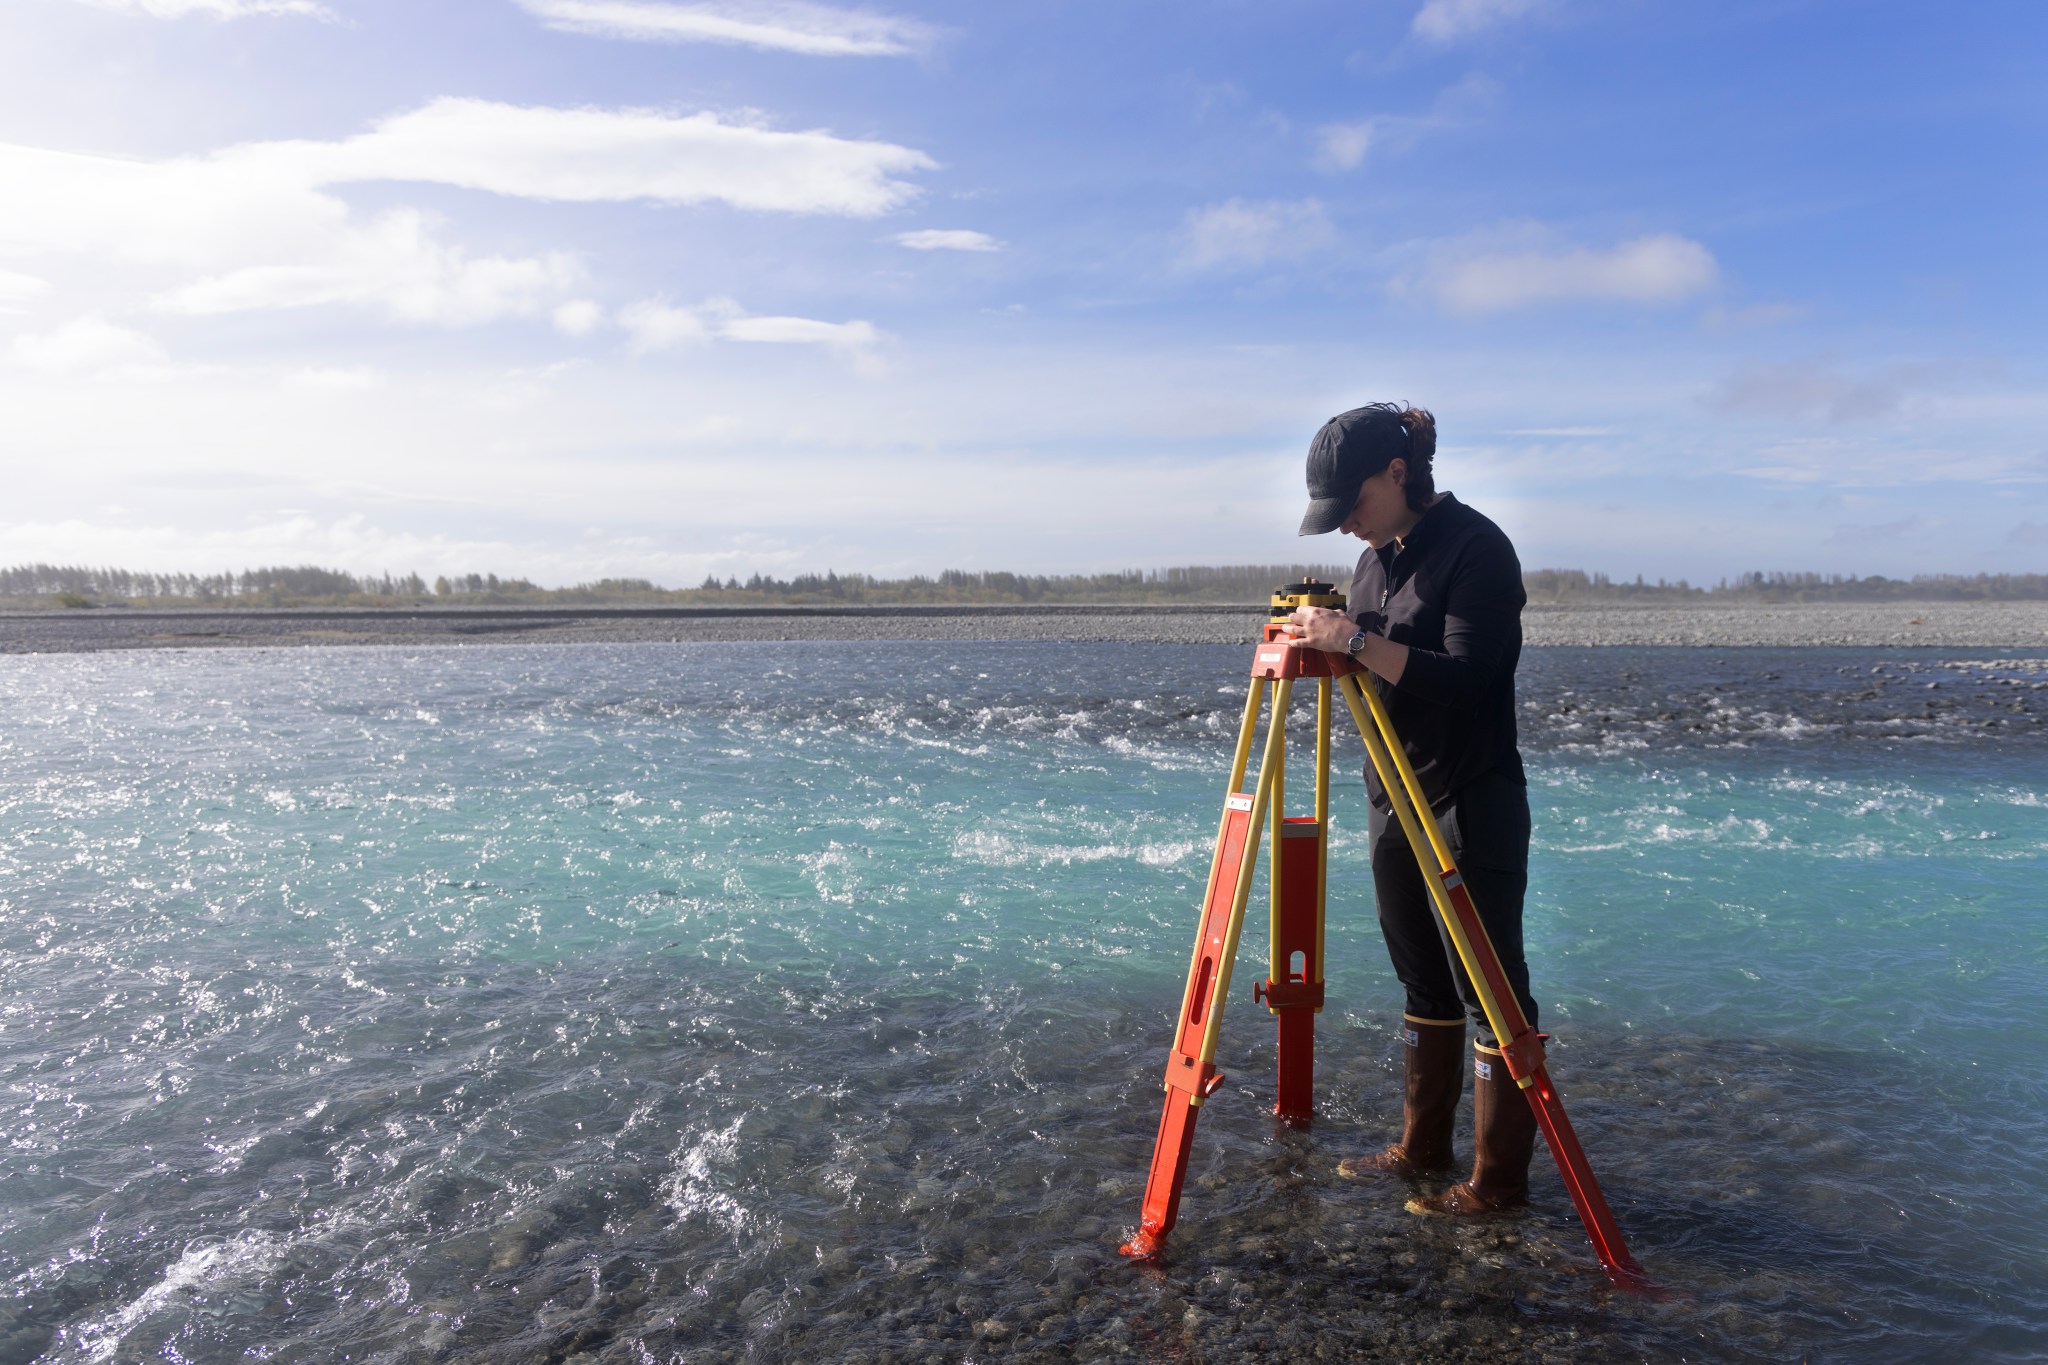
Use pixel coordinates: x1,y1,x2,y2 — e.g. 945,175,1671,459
1,0,2044,587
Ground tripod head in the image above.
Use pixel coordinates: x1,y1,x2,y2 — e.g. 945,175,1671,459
1256,580,1361,680
1269,580,1347,625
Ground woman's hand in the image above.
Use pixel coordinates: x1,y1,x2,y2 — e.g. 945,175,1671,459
1283,604,1410,684
1282,605,1355,654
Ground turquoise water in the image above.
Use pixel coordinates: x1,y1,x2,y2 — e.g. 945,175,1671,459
0,642,2043,1363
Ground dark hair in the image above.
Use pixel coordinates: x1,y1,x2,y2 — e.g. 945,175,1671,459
1394,404,1436,511
1351,401,1437,510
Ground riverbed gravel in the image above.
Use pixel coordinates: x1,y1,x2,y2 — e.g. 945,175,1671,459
3,600,2045,652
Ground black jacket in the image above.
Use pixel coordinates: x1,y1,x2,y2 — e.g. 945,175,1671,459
1348,493,1526,813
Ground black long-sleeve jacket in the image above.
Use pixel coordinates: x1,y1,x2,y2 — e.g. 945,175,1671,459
1347,493,1526,813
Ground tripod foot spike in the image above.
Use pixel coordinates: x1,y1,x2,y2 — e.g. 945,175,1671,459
1118,1227,1166,1260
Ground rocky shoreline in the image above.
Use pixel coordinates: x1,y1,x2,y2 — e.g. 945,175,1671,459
3,600,2046,652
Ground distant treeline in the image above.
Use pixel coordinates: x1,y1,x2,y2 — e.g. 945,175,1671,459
1523,569,2048,602
3,561,2046,608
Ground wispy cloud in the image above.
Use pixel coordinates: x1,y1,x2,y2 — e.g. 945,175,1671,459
1411,0,1544,43
279,365,381,393
1828,515,1928,546
1732,437,2038,489
314,98,934,215
9,316,169,374
1413,231,1717,313
63,0,332,16
619,297,883,367
1313,122,1376,173
515,0,938,57
157,211,584,324
0,268,51,313
723,313,880,348
1701,301,1810,331
894,229,1003,253
1313,75,1498,174
1180,198,1333,272
1709,361,1921,423
0,99,933,326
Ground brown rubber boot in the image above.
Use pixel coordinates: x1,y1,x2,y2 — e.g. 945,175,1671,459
1338,1016,1465,1179
1406,1041,1538,1216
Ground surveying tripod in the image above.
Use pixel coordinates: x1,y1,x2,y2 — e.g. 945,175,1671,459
1119,582,1648,1291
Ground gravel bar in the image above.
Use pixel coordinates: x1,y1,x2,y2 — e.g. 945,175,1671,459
3,600,2047,653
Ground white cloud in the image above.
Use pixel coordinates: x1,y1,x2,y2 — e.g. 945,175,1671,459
618,299,713,351
310,98,934,215
552,299,606,336
9,316,169,373
722,313,879,348
1314,121,1376,173
0,512,621,585
157,209,583,324
0,98,933,326
279,365,382,393
893,229,1002,253
0,268,51,312
618,296,881,361
516,0,938,57
1180,198,1334,271
5,324,2040,583
1412,0,1544,43
1418,232,1718,313
65,0,333,17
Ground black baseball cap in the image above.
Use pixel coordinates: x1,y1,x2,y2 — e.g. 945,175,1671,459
1298,404,1412,536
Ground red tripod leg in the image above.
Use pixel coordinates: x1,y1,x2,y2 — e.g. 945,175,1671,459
1262,817,1324,1126
1121,791,1257,1258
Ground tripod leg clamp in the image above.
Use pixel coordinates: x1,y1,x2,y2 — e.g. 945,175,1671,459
1500,1031,1549,1084
1253,978,1326,1009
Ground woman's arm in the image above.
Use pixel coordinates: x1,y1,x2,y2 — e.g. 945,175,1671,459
1386,535,1522,708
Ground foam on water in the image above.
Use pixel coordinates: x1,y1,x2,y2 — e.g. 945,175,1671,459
0,642,2043,1363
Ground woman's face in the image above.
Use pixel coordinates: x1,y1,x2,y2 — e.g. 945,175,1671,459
1338,458,1412,547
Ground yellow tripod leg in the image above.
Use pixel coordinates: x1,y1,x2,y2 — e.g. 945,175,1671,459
1335,674,1518,1051
1198,678,1291,1070
1175,678,1267,1036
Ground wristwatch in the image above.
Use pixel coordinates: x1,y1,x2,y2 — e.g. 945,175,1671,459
1346,630,1369,656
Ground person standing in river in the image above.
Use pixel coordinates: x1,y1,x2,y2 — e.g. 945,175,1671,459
1280,402,1539,1217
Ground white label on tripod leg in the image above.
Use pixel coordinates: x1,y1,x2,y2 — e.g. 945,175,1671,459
1226,794,1253,812
1440,870,1464,892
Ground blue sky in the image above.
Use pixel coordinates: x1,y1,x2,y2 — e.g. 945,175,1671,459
1,0,2043,585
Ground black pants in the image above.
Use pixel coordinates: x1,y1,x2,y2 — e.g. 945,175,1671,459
1367,769,1537,1048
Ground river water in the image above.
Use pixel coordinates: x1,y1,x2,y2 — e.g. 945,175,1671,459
1,642,2043,1363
